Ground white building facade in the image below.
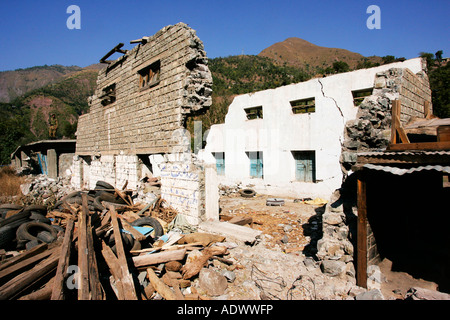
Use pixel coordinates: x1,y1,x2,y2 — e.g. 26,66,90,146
202,58,425,198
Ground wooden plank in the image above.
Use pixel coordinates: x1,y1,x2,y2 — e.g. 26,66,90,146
0,245,54,284
77,193,90,300
119,217,146,241
0,243,48,272
146,268,177,300
51,218,75,300
132,249,186,268
101,241,125,300
356,173,368,289
387,141,450,151
108,205,138,300
86,214,103,300
438,125,450,142
0,246,61,300
395,117,410,144
391,100,399,145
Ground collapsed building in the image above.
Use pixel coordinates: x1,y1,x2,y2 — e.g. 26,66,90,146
202,57,431,198
72,23,218,226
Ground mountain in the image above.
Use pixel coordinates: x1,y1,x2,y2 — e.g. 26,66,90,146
258,37,382,73
0,66,99,163
0,65,87,103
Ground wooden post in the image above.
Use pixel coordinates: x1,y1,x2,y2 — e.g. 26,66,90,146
51,218,75,300
86,214,103,300
77,193,90,300
391,100,399,145
356,171,368,289
109,205,138,300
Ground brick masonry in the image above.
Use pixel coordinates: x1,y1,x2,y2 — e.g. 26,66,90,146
75,22,212,156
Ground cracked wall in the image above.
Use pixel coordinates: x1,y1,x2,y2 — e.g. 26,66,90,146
71,23,218,225
341,61,431,174
202,58,425,199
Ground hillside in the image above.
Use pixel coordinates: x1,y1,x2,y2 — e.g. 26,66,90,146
0,67,99,163
0,65,86,103
258,37,383,73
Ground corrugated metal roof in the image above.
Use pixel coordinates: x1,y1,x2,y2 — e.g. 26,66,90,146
363,164,450,175
357,150,450,157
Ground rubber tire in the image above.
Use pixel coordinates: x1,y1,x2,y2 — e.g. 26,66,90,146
16,221,58,243
0,225,16,249
36,230,56,243
240,188,256,198
29,213,51,224
95,181,115,192
131,217,164,239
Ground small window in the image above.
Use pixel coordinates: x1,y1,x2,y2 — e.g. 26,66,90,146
292,151,315,182
247,151,263,178
213,152,225,176
100,83,116,106
352,88,373,106
290,98,315,114
244,106,263,120
138,60,161,89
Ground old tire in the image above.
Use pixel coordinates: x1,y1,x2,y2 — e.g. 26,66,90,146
131,217,164,239
0,225,17,249
16,221,58,243
240,188,256,198
95,181,115,192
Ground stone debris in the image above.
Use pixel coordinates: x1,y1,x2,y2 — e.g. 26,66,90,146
1,175,448,300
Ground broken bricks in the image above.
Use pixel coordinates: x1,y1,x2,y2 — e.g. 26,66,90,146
0,181,234,300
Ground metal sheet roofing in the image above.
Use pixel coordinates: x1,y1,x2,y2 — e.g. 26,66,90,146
357,150,450,157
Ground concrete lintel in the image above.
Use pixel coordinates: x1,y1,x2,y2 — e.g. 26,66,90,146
198,221,262,244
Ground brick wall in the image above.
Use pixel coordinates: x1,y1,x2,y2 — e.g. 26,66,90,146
160,160,205,226
75,22,212,156
399,68,432,123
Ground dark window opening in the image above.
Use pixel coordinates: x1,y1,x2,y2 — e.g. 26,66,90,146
290,98,315,114
244,106,263,120
138,60,161,89
100,83,116,106
352,88,373,106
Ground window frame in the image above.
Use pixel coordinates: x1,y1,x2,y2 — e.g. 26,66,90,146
352,88,373,107
138,60,161,90
290,97,315,114
244,106,263,120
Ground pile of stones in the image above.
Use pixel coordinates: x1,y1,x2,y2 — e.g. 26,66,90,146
19,175,76,207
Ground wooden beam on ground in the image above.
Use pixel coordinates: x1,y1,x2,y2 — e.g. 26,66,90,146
0,243,48,272
77,193,90,300
132,249,186,268
356,172,368,289
0,245,54,285
146,268,177,300
101,241,125,300
51,218,75,300
86,214,103,300
0,246,61,300
108,205,138,300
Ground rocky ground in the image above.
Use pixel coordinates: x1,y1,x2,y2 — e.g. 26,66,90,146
199,190,443,300
5,175,446,300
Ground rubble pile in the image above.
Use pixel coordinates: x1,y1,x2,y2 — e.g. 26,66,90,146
19,175,76,207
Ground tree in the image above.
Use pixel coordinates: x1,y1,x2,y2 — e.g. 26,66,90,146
435,50,443,65
332,61,350,73
419,52,435,71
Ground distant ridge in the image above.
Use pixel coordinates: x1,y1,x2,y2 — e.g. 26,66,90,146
258,37,382,72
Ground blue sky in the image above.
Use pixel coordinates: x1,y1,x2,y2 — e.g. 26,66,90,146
0,0,449,71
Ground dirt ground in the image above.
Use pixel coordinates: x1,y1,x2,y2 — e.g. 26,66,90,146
217,192,441,300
